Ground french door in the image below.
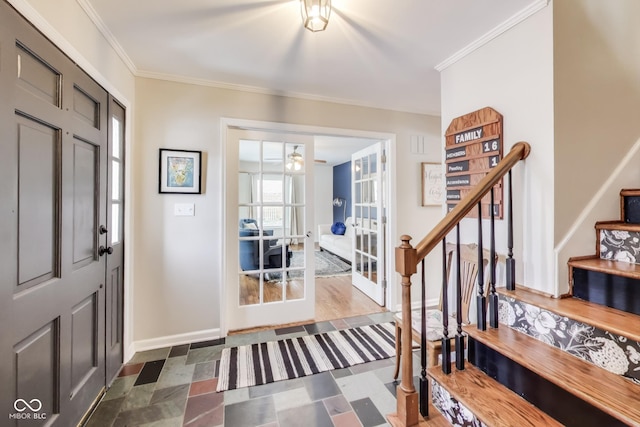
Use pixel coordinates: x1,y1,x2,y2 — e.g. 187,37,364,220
225,129,315,332
351,144,386,306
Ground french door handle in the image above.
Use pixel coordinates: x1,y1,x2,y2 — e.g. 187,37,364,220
99,225,108,234
99,246,113,256
306,231,312,238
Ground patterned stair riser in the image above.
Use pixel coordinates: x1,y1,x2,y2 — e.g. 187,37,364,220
600,229,640,264
498,295,640,385
431,379,488,427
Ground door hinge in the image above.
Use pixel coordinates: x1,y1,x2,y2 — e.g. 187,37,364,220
382,279,387,290
381,153,387,164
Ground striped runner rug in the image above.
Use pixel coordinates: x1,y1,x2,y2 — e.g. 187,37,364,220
216,322,395,392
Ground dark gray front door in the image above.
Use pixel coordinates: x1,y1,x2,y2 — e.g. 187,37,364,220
0,2,113,425
106,96,126,384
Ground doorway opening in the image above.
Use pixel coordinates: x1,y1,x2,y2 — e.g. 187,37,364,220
222,119,396,336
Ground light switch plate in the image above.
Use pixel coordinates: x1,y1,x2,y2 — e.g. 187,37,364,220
174,203,195,216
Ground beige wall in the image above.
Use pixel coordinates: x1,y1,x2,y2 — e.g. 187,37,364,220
440,6,556,294
553,0,640,294
133,77,442,344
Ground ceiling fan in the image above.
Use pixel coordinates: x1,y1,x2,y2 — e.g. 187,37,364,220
286,145,327,171
264,145,326,169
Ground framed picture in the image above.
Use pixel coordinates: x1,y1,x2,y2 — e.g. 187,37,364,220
159,149,202,194
422,162,443,206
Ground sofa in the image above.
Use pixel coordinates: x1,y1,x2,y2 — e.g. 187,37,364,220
318,217,354,262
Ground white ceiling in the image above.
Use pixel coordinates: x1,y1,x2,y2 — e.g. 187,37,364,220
85,0,543,116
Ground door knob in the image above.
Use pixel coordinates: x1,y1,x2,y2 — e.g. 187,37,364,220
99,225,108,234
99,246,113,256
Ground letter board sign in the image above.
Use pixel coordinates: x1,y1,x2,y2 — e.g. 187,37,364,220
444,107,503,219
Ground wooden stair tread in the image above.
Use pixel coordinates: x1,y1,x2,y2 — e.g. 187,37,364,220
568,255,640,281
497,287,640,343
463,325,640,426
428,363,562,427
595,220,640,232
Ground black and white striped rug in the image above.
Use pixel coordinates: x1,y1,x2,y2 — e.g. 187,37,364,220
216,322,395,392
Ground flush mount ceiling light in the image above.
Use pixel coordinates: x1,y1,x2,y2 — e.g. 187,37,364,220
286,145,304,170
300,0,331,32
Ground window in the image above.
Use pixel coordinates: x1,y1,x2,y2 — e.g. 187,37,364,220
260,178,284,227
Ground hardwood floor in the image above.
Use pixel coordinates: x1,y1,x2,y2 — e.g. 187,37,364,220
233,274,387,334
239,274,304,305
314,274,386,321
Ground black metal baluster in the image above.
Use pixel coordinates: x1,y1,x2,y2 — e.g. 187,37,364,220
419,259,428,417
489,187,499,328
506,170,516,291
455,225,465,370
476,202,486,331
441,238,451,374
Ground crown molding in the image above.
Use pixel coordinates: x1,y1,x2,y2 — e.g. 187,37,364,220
435,0,550,72
76,0,138,75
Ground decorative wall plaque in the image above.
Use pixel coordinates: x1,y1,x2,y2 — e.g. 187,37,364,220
444,107,503,219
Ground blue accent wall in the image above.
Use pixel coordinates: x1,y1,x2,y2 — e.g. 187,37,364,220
333,161,351,223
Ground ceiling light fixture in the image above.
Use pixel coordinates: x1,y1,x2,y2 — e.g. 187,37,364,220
286,146,304,171
300,0,331,32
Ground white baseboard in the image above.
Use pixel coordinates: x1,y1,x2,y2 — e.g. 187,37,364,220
130,328,221,358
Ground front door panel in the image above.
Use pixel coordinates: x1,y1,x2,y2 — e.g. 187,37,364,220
105,97,126,384
0,2,109,425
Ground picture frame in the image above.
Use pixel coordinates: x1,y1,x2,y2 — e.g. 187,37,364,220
159,149,202,194
421,162,443,206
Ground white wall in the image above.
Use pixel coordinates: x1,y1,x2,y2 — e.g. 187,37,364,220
133,78,441,345
314,164,334,241
440,6,556,294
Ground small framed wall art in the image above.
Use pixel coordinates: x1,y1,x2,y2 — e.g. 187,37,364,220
159,149,202,194
421,162,444,206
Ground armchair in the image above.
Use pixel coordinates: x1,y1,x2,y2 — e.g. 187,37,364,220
239,219,291,273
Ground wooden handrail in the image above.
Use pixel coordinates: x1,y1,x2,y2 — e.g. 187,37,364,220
390,141,530,426
414,141,531,262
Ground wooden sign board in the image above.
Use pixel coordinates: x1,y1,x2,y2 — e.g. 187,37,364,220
444,107,503,219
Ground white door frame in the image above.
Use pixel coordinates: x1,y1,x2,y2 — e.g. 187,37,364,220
219,118,398,336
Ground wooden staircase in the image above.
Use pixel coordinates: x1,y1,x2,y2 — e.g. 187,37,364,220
422,189,640,426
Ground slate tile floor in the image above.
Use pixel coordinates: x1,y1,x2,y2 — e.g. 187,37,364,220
84,312,423,427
